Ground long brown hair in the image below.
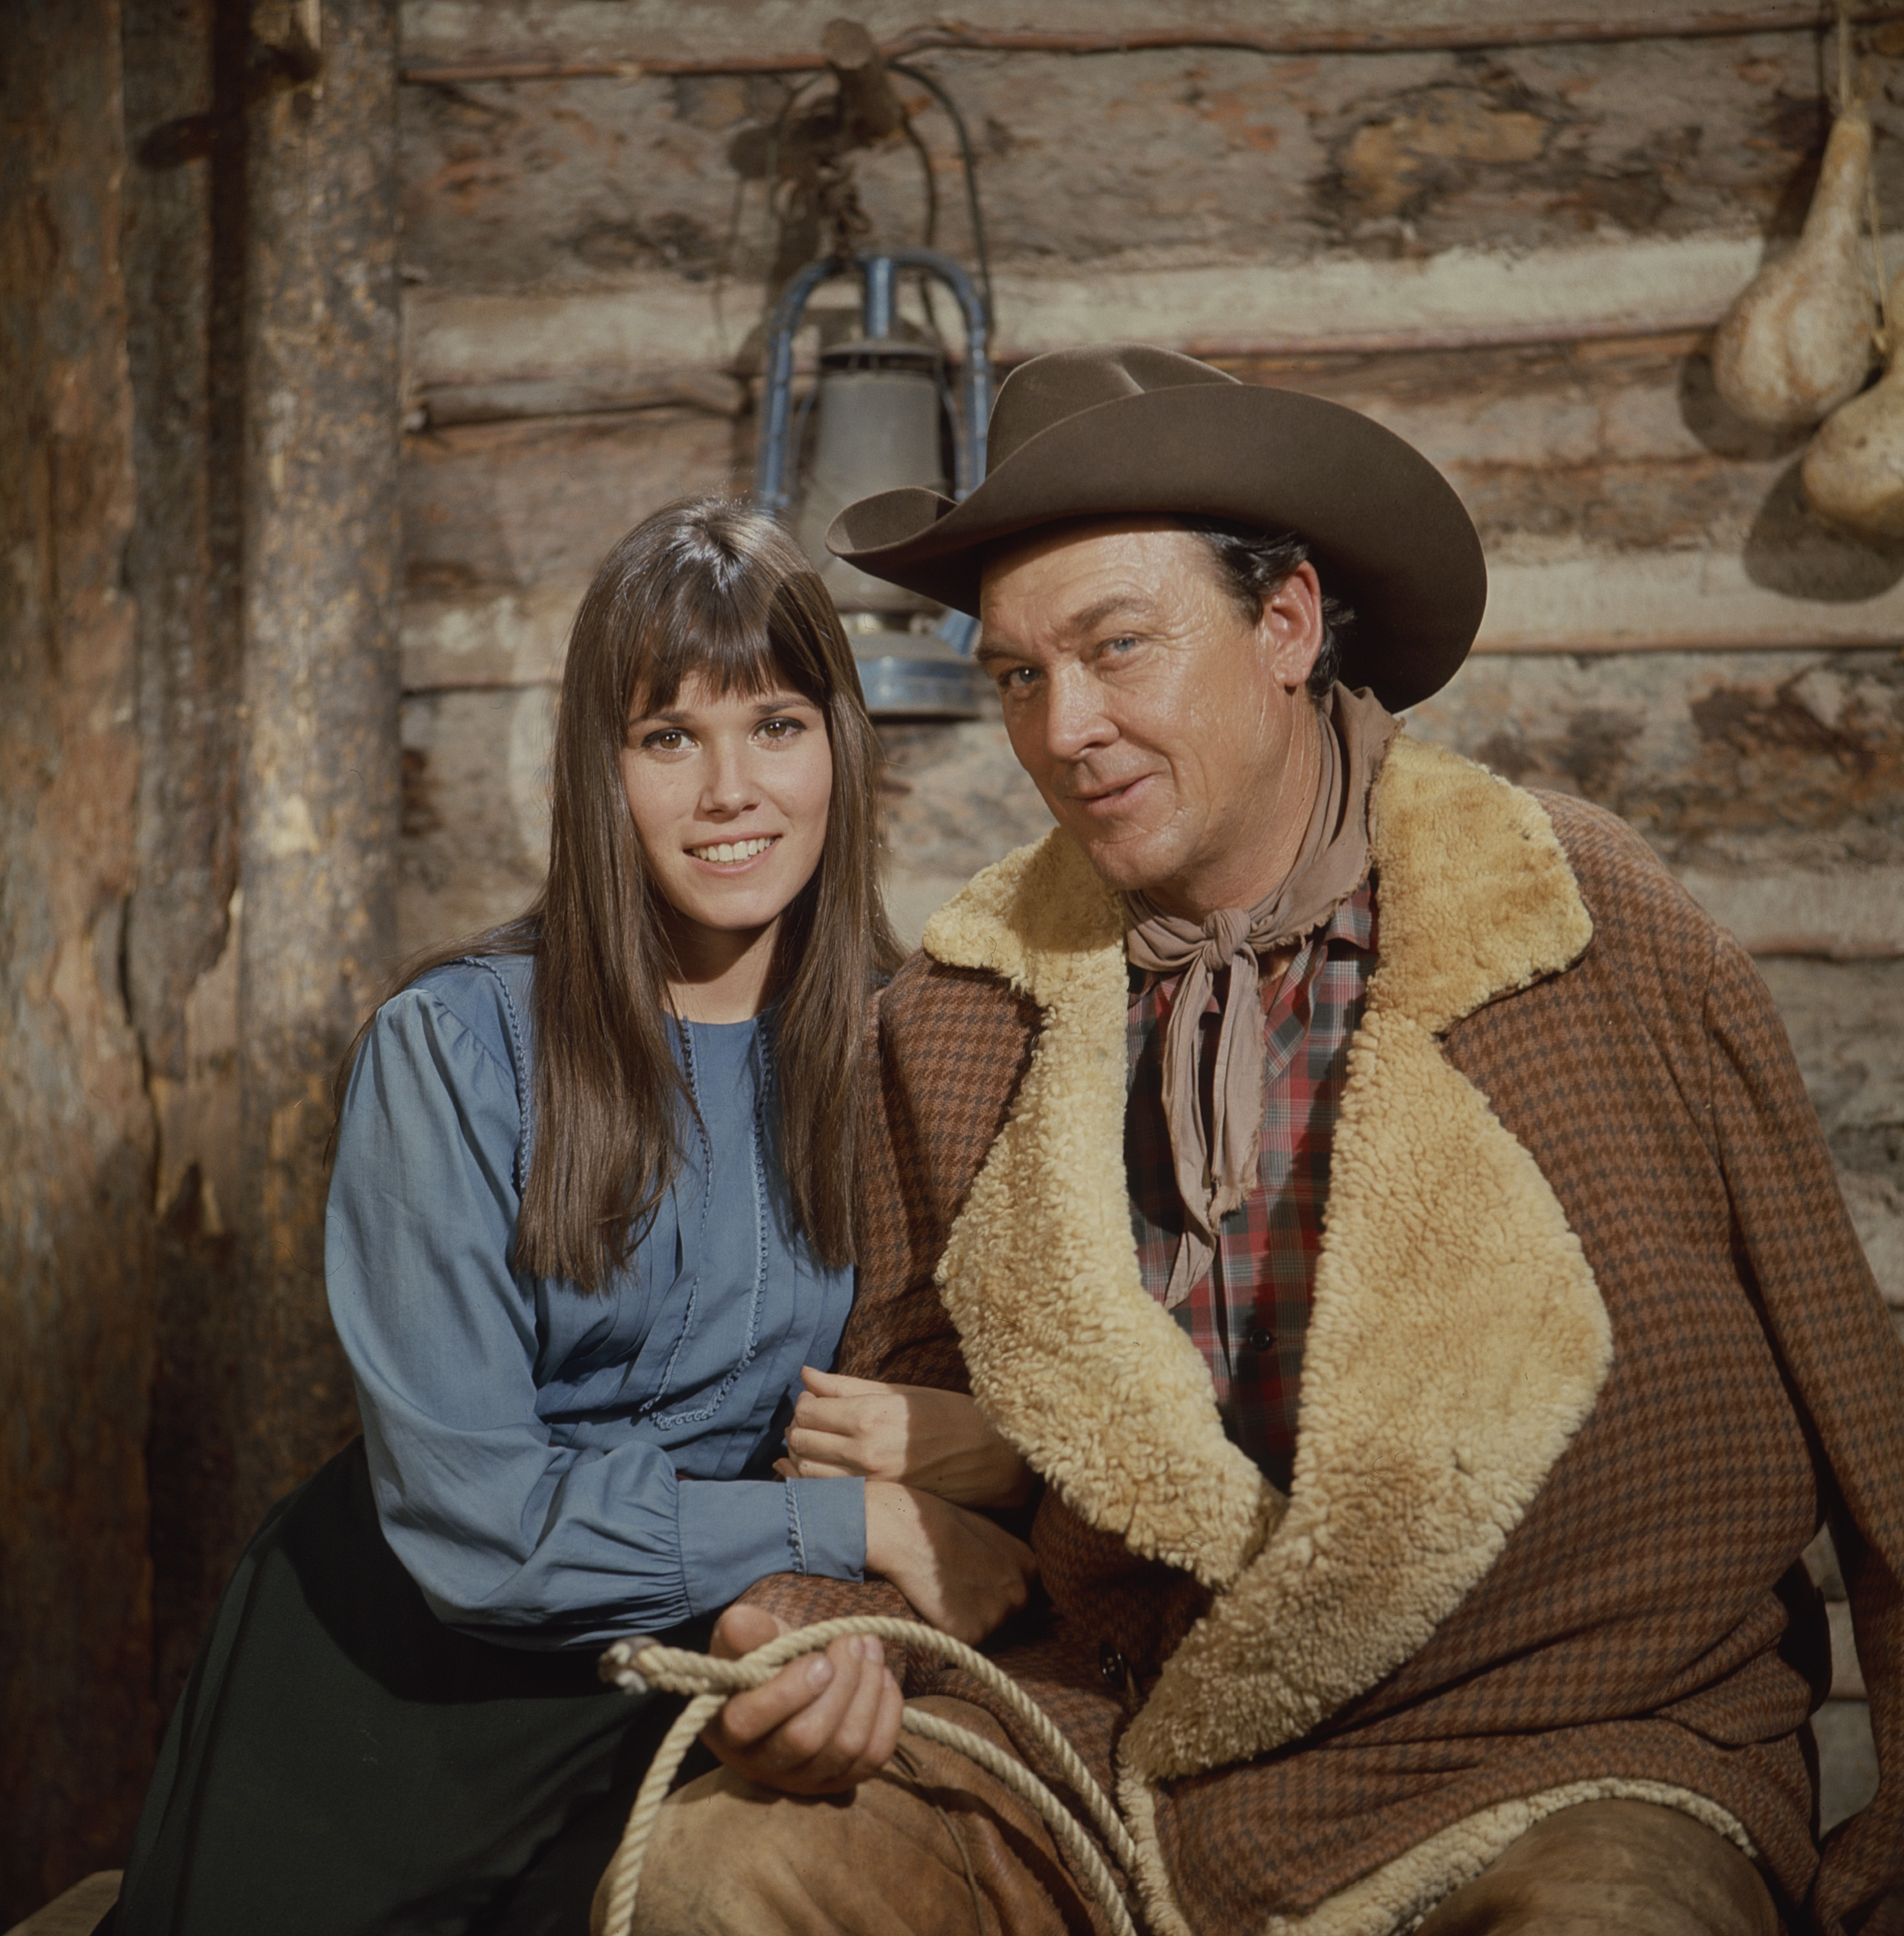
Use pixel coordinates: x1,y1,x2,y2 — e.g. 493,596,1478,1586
342,495,902,1285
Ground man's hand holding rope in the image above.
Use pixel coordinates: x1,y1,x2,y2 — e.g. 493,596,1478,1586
703,1473,1036,1792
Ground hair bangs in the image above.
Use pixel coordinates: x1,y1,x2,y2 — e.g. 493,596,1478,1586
617,524,837,721
622,578,766,715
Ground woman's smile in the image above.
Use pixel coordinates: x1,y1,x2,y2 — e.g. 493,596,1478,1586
686,833,781,867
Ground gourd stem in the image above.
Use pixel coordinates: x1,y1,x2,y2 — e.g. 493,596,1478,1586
1840,1,1889,358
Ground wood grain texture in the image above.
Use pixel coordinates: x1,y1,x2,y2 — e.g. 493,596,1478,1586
118,0,250,1724
395,2,1904,70
0,1,158,1917
234,0,403,1529
395,23,1902,293
403,408,739,594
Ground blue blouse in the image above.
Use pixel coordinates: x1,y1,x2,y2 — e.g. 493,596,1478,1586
324,954,865,1649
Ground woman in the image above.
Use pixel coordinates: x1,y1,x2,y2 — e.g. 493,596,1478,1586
113,499,1034,1936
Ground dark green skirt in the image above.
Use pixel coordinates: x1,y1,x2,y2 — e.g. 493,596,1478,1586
112,1438,711,1936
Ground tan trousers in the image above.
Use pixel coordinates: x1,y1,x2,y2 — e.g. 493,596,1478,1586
1413,1801,1780,1936
614,1698,1090,1936
615,1698,1781,1936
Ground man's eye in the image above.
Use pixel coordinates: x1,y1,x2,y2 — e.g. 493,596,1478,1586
996,666,1038,692
1102,634,1138,655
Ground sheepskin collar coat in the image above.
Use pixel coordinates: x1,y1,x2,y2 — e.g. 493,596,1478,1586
759,737,1904,1936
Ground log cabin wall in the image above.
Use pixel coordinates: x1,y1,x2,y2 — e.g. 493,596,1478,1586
395,0,1904,1845
4,0,1904,1915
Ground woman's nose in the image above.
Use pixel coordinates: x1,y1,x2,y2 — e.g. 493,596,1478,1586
698,739,760,816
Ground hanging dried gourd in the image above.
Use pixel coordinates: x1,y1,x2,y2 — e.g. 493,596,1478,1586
1710,101,1877,432
1803,265,1904,535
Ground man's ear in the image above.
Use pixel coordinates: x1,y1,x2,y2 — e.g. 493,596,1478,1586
1258,561,1324,692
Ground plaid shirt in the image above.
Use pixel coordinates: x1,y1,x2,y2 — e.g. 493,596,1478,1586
1125,881,1377,1490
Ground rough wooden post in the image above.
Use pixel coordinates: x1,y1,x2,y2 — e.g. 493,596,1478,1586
120,0,250,1713
233,0,402,1519
0,0,158,1915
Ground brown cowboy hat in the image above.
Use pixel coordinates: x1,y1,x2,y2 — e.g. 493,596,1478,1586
824,341,1486,710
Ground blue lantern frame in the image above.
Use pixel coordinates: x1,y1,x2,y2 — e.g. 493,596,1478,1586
753,248,993,518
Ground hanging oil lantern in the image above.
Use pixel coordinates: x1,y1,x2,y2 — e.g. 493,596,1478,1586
755,249,992,718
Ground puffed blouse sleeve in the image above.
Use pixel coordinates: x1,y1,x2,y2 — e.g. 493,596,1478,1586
324,976,865,1648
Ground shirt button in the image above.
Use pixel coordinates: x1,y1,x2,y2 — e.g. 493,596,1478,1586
1247,1325,1274,1353
1099,1641,1130,1691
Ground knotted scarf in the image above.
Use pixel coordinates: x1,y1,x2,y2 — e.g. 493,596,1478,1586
1123,684,1399,1308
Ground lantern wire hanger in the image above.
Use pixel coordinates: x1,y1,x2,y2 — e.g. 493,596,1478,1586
750,19,997,718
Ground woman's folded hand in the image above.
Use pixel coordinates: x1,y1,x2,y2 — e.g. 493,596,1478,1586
860,1479,1036,1646
777,1365,1033,1508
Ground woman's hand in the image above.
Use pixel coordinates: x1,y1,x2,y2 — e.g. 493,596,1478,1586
862,1479,1036,1646
698,1604,902,1794
777,1367,1033,1509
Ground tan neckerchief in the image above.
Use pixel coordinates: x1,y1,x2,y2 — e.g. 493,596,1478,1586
1122,683,1399,1308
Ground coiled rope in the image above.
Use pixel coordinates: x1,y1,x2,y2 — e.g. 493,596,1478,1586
595,1615,1142,1936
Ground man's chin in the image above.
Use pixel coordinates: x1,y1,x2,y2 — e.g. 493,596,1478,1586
1068,826,1179,900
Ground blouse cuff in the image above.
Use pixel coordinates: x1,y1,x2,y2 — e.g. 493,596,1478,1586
783,1474,868,1583
674,1475,866,1618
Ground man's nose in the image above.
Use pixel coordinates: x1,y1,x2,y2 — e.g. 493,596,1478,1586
1041,667,1115,762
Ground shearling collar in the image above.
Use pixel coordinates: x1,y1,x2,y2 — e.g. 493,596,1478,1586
920,735,1610,1790
922,734,1591,1034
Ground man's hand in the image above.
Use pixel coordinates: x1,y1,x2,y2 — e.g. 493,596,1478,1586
862,1479,1036,1645
698,1479,1033,1792
698,1604,903,1794
777,1366,1033,1509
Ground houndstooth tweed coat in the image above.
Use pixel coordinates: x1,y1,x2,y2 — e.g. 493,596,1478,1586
748,735,1904,1936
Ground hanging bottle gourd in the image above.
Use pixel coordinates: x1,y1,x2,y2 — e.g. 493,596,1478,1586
1710,100,1877,432
1803,266,1904,535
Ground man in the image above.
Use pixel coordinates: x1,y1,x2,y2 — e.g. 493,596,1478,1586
617,346,1904,1935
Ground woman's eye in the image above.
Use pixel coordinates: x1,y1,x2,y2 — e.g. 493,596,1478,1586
640,728,689,751
757,715,802,742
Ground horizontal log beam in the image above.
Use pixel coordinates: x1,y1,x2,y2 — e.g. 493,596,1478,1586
419,366,744,427
409,235,1903,409
1480,554,1904,655
1676,867,1904,957
400,12,1874,296
398,5,1904,83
